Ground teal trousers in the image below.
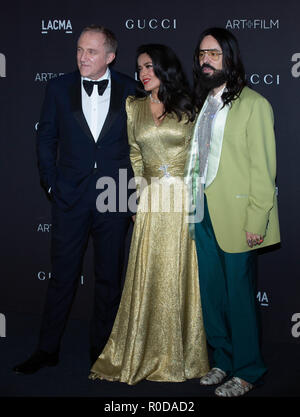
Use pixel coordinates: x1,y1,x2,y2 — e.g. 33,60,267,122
194,197,266,384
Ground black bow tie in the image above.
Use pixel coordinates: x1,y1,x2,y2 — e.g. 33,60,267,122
83,79,108,96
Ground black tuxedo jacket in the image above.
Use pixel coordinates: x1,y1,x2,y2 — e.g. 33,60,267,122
37,69,137,211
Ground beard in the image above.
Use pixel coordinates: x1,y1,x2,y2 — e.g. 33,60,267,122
197,63,227,91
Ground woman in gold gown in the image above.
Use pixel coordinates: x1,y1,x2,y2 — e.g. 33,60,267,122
89,44,209,385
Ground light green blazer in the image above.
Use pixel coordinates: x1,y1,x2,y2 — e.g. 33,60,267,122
185,86,280,253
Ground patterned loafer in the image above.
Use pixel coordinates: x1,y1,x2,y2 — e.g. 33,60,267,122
215,377,253,397
199,367,227,385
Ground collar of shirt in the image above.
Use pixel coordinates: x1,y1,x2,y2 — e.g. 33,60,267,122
81,68,111,92
209,84,226,104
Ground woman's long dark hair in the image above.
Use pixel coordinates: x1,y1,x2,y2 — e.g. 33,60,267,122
193,28,247,110
135,44,195,122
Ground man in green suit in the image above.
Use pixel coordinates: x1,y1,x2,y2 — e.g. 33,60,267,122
185,28,280,397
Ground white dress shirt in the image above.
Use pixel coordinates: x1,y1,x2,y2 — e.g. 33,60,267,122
201,85,226,183
211,84,226,104
81,68,111,168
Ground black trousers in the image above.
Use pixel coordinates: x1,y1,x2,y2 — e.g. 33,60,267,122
38,175,131,356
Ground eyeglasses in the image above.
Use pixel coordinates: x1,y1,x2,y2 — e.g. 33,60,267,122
199,49,223,61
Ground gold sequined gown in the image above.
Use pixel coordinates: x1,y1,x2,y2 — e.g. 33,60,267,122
89,96,209,385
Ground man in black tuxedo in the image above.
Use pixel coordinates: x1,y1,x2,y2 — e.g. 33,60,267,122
14,25,137,374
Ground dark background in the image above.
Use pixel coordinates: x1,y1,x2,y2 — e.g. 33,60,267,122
0,0,299,399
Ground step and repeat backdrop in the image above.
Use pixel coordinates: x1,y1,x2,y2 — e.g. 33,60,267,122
1,0,299,344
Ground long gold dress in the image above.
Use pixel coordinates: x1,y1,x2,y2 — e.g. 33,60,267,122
89,96,209,385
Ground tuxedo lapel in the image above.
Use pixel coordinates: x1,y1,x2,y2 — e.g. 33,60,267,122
69,75,95,144
96,73,123,143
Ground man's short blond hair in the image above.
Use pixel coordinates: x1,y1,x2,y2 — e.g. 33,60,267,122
80,25,118,54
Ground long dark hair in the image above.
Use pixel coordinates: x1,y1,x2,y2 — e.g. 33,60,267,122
193,28,247,110
135,44,195,122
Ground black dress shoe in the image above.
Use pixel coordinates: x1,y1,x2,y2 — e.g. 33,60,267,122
13,350,59,375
